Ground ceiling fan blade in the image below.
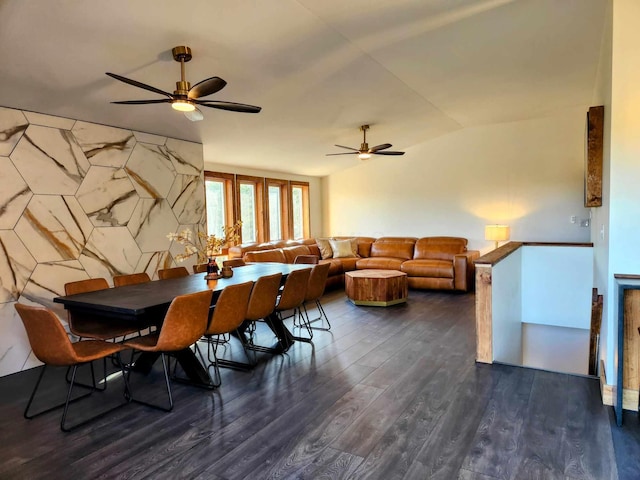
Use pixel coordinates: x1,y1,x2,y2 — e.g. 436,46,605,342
195,100,261,113
111,99,172,105
373,151,405,156
369,143,392,152
325,152,358,156
184,107,204,122
106,72,174,99
334,144,360,151
189,77,227,99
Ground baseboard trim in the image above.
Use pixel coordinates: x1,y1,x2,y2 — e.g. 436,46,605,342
600,359,638,410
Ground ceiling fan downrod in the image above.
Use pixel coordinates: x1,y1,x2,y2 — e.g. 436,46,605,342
172,46,192,97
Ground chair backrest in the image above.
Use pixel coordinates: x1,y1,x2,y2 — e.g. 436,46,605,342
15,303,77,366
155,290,212,351
293,255,319,265
276,268,311,312
113,272,151,287
206,281,254,335
223,258,246,268
193,264,208,274
245,273,283,321
305,262,331,302
64,278,109,295
158,266,189,280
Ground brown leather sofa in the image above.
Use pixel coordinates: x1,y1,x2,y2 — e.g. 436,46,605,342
228,236,479,292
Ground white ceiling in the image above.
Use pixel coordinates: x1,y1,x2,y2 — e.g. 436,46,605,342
0,0,607,176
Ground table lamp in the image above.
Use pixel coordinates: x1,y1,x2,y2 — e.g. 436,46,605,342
485,224,510,249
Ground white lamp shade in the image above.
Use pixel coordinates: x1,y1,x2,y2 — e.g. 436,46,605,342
485,225,510,242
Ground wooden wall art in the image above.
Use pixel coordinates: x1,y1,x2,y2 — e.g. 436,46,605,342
585,105,604,207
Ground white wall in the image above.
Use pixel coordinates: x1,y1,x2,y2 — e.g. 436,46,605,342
492,248,522,365
605,0,640,387
204,160,323,238
521,246,593,329
591,0,612,381
323,107,591,254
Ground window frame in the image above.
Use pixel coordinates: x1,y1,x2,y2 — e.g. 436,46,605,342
235,175,265,244
290,181,310,240
265,178,290,242
203,171,310,244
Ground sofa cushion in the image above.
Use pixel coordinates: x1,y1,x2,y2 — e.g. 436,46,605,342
316,238,333,259
308,244,321,257
319,258,344,276
401,259,454,278
329,238,356,258
370,241,415,260
336,257,358,272
356,257,405,270
414,237,467,261
282,245,312,263
244,249,286,263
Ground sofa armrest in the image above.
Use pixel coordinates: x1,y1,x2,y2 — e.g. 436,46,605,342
453,250,480,291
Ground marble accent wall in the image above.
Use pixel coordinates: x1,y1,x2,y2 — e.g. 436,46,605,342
0,106,205,377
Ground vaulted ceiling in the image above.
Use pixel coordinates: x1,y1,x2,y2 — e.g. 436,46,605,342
0,0,607,176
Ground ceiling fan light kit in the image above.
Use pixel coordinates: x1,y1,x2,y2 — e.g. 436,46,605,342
106,45,261,121
327,124,404,160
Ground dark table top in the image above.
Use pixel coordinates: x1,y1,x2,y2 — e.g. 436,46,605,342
53,263,312,318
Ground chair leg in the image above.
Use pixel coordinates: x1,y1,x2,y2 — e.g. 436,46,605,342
127,353,174,412
303,300,331,331
289,308,313,343
25,365,95,421
65,356,107,391
207,340,222,388
61,353,131,432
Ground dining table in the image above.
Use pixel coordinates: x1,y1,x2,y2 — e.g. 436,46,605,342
53,262,312,387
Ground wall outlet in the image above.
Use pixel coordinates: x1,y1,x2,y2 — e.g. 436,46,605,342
570,215,577,224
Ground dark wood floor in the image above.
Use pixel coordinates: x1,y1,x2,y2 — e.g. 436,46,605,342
0,289,635,479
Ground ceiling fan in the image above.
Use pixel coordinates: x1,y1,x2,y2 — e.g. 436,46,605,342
106,46,261,122
326,124,405,160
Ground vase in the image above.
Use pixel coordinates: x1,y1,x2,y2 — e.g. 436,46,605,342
205,257,220,279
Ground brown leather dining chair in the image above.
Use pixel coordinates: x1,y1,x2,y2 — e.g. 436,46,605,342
15,303,130,432
193,263,208,274
223,258,246,268
293,255,319,265
158,266,189,280
243,273,284,353
300,262,332,331
123,290,211,411
197,281,254,387
64,278,142,342
275,268,311,342
113,272,151,287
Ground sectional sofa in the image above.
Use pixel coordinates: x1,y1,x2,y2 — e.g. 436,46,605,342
228,236,479,292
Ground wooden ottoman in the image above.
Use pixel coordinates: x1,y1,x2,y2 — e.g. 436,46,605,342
345,270,408,307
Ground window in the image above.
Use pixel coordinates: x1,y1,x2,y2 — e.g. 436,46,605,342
236,175,264,243
291,182,310,239
266,179,289,241
204,173,234,236
204,171,309,244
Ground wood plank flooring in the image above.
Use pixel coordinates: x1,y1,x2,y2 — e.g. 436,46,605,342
0,289,633,479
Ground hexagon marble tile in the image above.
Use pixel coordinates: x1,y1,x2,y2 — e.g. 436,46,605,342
72,121,135,168
126,143,176,199
0,156,32,229
14,195,93,263
128,198,178,253
167,174,206,224
0,105,203,377
0,106,28,156
10,124,90,195
0,230,36,303
75,166,139,227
